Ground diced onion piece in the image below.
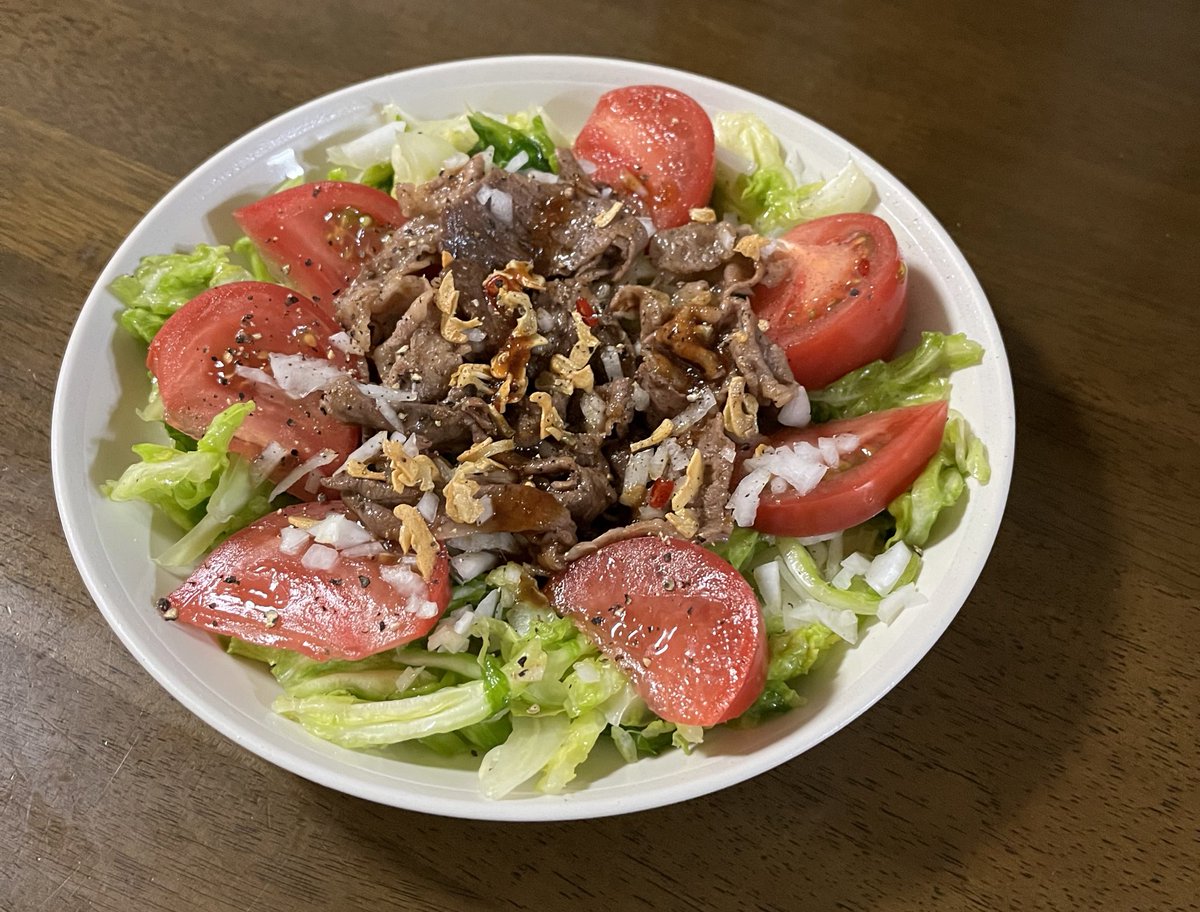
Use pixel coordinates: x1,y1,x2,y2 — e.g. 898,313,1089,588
622,449,652,500
416,490,439,524
379,562,423,597
672,388,717,433
600,347,624,381
488,188,513,225
267,353,347,399
782,597,860,644
278,526,312,556
268,448,337,500
307,512,375,549
300,543,339,571
631,383,650,412
233,364,279,390
577,157,598,175
504,149,529,172
474,588,502,619
636,216,656,237
339,541,389,559
777,387,811,428
255,441,289,480
337,430,388,473
877,583,927,624
450,551,501,583
526,169,559,184
832,551,872,589
865,542,912,596
475,185,494,206
728,467,771,527
327,331,355,354
441,151,470,171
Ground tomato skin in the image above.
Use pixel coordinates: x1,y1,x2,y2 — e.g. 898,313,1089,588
573,85,716,230
233,181,405,302
753,213,908,389
147,281,361,494
547,536,767,727
751,401,949,538
164,502,451,661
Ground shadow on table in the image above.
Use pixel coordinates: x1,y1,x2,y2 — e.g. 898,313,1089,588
300,320,1112,910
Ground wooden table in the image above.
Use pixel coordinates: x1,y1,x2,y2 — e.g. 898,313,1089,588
3,1,1196,908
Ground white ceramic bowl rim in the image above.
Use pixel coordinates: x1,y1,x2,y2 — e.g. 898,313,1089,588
52,54,1014,821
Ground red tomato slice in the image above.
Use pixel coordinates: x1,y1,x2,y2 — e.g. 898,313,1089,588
753,213,908,389
147,281,361,495
547,537,766,727
161,502,451,660
233,181,405,302
751,401,948,537
573,85,716,230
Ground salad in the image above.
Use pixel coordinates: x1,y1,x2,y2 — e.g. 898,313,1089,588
103,85,988,798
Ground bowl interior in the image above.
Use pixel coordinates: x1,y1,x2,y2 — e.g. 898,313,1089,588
52,55,1014,821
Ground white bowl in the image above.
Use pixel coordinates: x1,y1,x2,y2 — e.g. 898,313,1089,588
52,55,1015,821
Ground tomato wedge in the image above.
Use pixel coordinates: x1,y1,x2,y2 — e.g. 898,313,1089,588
573,85,716,230
751,401,949,537
161,502,451,661
753,213,908,389
234,181,405,302
547,537,766,727
147,281,361,494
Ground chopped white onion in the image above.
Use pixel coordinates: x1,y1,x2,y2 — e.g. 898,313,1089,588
268,353,348,400
488,188,513,225
648,443,669,481
327,331,355,354
504,149,529,172
666,438,690,473
475,495,495,525
338,430,388,472
672,388,717,434
832,552,873,590
777,387,811,428
278,526,312,556
877,583,927,624
475,589,502,619
579,391,607,429
339,541,389,559
782,597,860,644
233,364,279,390
358,381,418,403
622,448,652,497
416,491,439,524
526,169,559,184
636,216,656,237
865,542,913,596
255,441,289,480
379,562,422,597
450,551,501,582
268,448,337,501
441,151,470,171
631,383,650,412
308,512,375,550
300,543,339,571
475,185,494,206
600,347,624,381
728,467,771,527
577,157,598,175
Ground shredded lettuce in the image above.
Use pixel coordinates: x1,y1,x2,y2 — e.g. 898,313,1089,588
102,401,275,568
712,112,872,234
810,332,985,421
710,525,767,575
888,410,990,547
111,244,255,343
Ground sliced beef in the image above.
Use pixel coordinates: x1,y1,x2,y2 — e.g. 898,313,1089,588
689,413,737,542
648,221,737,275
322,474,421,509
724,296,798,408
341,493,409,544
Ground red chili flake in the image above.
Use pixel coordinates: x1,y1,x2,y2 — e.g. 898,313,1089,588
575,297,599,327
647,478,675,509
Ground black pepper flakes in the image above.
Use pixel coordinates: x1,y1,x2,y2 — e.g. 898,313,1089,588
223,575,239,585
358,575,371,588
330,578,343,586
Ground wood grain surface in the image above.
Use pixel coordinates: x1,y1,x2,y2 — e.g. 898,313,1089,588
2,0,1197,909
